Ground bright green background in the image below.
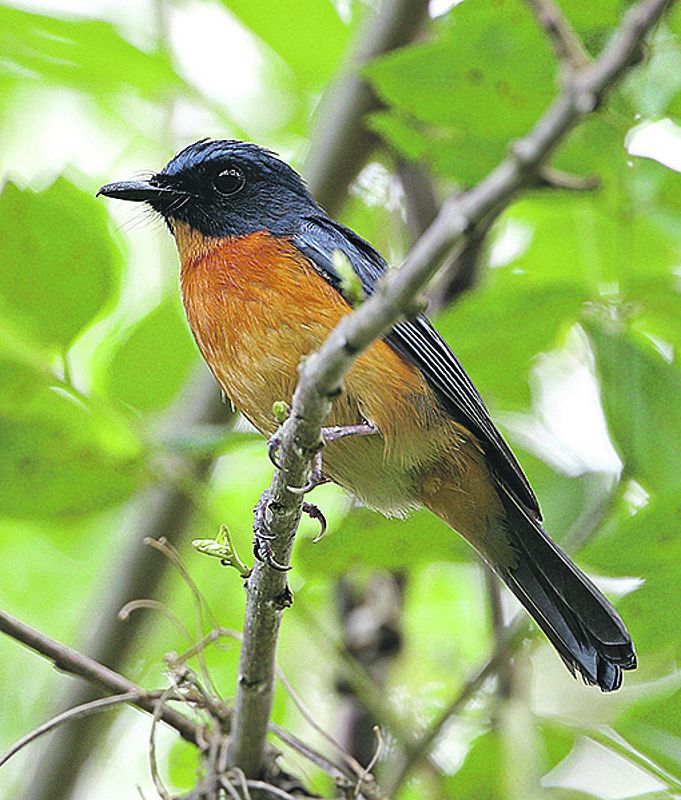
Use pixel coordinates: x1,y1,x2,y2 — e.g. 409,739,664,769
1,1,681,798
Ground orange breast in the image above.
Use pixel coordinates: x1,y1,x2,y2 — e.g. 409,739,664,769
175,224,442,450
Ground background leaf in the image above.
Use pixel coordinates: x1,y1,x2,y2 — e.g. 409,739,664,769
0,381,145,518
586,321,681,494
101,296,198,413
366,0,554,182
0,179,121,350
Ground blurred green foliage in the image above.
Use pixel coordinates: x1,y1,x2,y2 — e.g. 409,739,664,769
0,1,680,799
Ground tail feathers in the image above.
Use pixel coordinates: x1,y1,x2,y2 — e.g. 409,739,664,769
497,487,636,692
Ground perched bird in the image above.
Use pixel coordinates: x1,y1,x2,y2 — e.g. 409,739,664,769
99,139,636,691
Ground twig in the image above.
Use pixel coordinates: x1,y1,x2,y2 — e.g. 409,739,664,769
484,568,514,703
397,161,440,242
525,0,591,72
275,667,365,778
268,722,350,786
0,691,168,767
244,781,300,800
354,727,383,798
22,378,228,800
0,609,200,745
118,599,195,642
228,0,673,782
219,776,243,800
149,686,177,800
385,618,530,794
537,165,601,190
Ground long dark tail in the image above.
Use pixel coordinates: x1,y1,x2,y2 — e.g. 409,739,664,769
496,487,636,692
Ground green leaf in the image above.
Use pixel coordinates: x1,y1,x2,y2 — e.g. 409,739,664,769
221,0,351,88
0,6,184,98
0,382,146,518
444,722,578,798
102,297,197,413
0,353,49,413
581,490,681,671
0,179,121,350
629,279,681,357
497,192,681,293
559,0,623,33
366,0,554,182
616,681,681,782
434,282,587,410
586,322,681,494
539,721,579,774
444,731,504,799
168,738,200,791
298,506,469,576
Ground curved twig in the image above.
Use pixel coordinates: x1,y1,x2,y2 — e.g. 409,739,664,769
0,691,169,768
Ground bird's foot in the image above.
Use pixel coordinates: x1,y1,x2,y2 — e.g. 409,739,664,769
253,490,328,570
253,489,290,572
288,422,378,495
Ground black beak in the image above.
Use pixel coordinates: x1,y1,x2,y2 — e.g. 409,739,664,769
97,180,181,203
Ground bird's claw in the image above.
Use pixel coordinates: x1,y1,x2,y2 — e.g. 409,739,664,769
288,451,326,494
303,501,328,543
253,537,292,572
267,433,282,470
261,423,376,560
253,489,291,572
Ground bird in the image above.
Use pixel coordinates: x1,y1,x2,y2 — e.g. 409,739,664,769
99,138,636,692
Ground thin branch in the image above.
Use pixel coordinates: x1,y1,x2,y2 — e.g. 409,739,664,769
525,0,591,73
537,165,601,190
484,567,514,703
268,722,351,787
244,781,301,800
0,609,365,797
149,685,177,800
227,0,673,785
386,617,530,794
397,161,440,242
276,666,365,779
0,691,167,768
0,609,200,744
426,207,503,310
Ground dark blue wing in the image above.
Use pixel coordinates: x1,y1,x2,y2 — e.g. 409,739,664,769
291,214,540,518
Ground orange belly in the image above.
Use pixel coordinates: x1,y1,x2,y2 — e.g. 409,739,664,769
173,223,505,535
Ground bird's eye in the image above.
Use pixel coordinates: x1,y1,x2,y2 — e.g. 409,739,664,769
213,165,245,196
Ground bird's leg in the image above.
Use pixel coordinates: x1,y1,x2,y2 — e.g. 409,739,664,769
253,490,328,570
288,422,378,495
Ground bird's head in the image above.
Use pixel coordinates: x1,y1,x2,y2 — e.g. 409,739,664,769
98,139,319,239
